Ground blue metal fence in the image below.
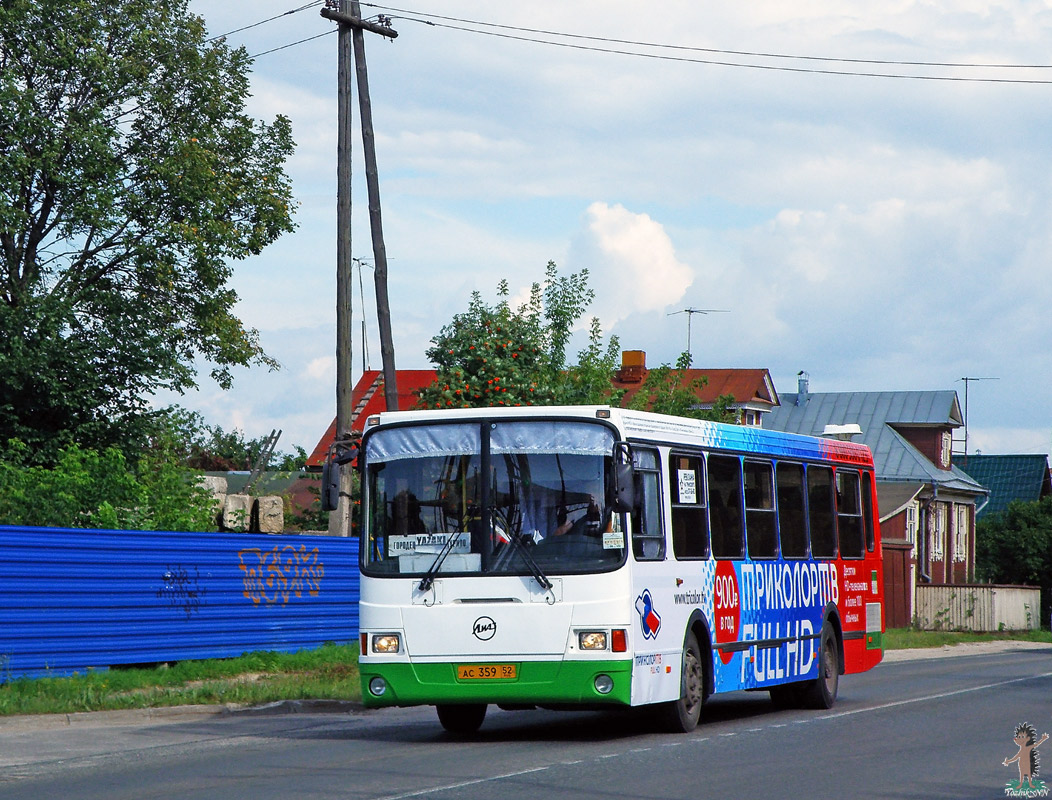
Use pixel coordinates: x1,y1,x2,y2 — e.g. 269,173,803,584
0,526,359,681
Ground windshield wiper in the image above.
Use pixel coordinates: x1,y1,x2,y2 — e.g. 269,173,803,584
417,531,466,592
506,533,553,591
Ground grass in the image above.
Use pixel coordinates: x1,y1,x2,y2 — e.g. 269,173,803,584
0,643,361,717
883,626,1052,650
2,628,1050,718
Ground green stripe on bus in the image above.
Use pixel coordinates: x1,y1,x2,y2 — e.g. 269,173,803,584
361,658,633,708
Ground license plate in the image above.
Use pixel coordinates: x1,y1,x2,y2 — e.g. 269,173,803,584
457,663,517,680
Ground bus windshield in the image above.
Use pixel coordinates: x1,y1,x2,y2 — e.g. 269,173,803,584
361,419,626,577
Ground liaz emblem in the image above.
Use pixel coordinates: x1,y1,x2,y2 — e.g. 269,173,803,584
635,589,661,640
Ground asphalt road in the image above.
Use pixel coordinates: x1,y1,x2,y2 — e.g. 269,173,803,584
1,643,1050,800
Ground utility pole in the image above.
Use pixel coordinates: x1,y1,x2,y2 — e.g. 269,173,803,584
322,1,397,535
322,1,399,412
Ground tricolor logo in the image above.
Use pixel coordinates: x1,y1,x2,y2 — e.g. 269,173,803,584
635,589,662,640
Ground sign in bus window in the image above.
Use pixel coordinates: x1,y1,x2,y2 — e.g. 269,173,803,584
836,470,865,558
707,454,744,559
808,465,838,559
776,462,808,559
744,460,777,559
670,453,709,559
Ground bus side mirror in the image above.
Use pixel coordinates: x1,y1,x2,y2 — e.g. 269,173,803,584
320,440,359,512
611,441,635,512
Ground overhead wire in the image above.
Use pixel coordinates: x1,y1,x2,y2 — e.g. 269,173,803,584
360,2,1052,84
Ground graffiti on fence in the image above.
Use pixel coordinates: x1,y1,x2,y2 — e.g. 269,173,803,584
238,545,325,607
157,565,207,619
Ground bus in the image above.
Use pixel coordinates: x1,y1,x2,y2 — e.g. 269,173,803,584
351,405,884,734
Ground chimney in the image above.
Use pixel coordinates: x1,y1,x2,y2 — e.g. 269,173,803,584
617,350,647,384
796,371,809,405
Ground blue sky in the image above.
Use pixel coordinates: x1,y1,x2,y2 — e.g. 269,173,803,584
175,1,1052,459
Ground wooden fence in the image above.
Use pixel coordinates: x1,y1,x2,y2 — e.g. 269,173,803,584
914,584,1040,631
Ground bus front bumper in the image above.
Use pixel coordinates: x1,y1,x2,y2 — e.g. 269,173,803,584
360,658,633,708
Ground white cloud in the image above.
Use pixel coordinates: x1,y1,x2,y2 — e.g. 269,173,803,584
571,202,694,327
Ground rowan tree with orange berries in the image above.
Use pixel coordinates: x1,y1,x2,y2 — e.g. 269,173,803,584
417,262,622,409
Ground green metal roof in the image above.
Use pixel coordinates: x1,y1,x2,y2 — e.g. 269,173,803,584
952,454,1052,518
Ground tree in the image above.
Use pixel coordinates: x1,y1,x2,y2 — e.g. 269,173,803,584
625,351,738,423
975,496,1052,627
0,0,296,464
152,406,306,472
417,262,621,409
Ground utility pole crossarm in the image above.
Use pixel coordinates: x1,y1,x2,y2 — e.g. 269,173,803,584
321,8,398,38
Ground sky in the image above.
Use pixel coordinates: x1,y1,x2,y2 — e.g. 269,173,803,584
175,0,1052,460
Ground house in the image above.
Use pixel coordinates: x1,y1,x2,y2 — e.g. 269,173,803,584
952,454,1052,520
764,376,987,628
611,350,780,426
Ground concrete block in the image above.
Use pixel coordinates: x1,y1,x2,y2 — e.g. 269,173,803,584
223,494,252,532
255,495,285,534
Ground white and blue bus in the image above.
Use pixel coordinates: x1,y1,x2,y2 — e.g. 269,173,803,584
352,405,884,733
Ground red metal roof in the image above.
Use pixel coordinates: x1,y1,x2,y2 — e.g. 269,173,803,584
613,366,778,409
305,369,437,468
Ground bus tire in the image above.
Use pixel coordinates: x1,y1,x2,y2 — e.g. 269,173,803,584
802,621,839,709
660,630,704,733
436,703,487,735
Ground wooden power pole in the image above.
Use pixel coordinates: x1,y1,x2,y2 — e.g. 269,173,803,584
322,1,398,535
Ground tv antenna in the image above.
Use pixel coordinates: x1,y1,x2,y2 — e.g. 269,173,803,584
667,308,729,364
958,376,998,464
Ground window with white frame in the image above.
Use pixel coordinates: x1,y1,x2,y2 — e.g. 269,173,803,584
931,502,947,562
940,432,952,468
904,501,918,545
954,504,969,563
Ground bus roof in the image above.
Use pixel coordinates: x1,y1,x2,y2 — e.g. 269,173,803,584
365,405,875,468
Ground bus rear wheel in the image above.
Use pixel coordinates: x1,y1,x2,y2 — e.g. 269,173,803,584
436,703,487,735
802,622,839,709
660,630,704,733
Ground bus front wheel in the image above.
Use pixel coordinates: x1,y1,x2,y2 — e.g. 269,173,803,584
660,630,704,733
802,622,839,709
436,703,487,735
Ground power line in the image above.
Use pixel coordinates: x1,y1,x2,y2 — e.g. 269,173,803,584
362,3,1052,84
206,2,323,43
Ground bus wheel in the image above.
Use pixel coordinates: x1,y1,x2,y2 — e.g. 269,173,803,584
802,622,839,709
660,630,704,733
436,703,487,735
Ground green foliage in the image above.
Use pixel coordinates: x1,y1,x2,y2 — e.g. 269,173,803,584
0,0,296,464
976,496,1052,626
0,437,215,532
156,406,306,472
625,351,738,422
418,261,621,409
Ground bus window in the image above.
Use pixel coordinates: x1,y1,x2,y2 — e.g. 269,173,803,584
807,465,837,559
670,452,709,559
862,472,876,552
836,470,865,558
708,454,744,559
776,462,808,559
632,447,665,561
745,460,777,559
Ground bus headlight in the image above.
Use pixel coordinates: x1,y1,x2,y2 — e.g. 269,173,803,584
578,631,608,651
371,633,401,654
594,674,614,694
369,677,388,697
